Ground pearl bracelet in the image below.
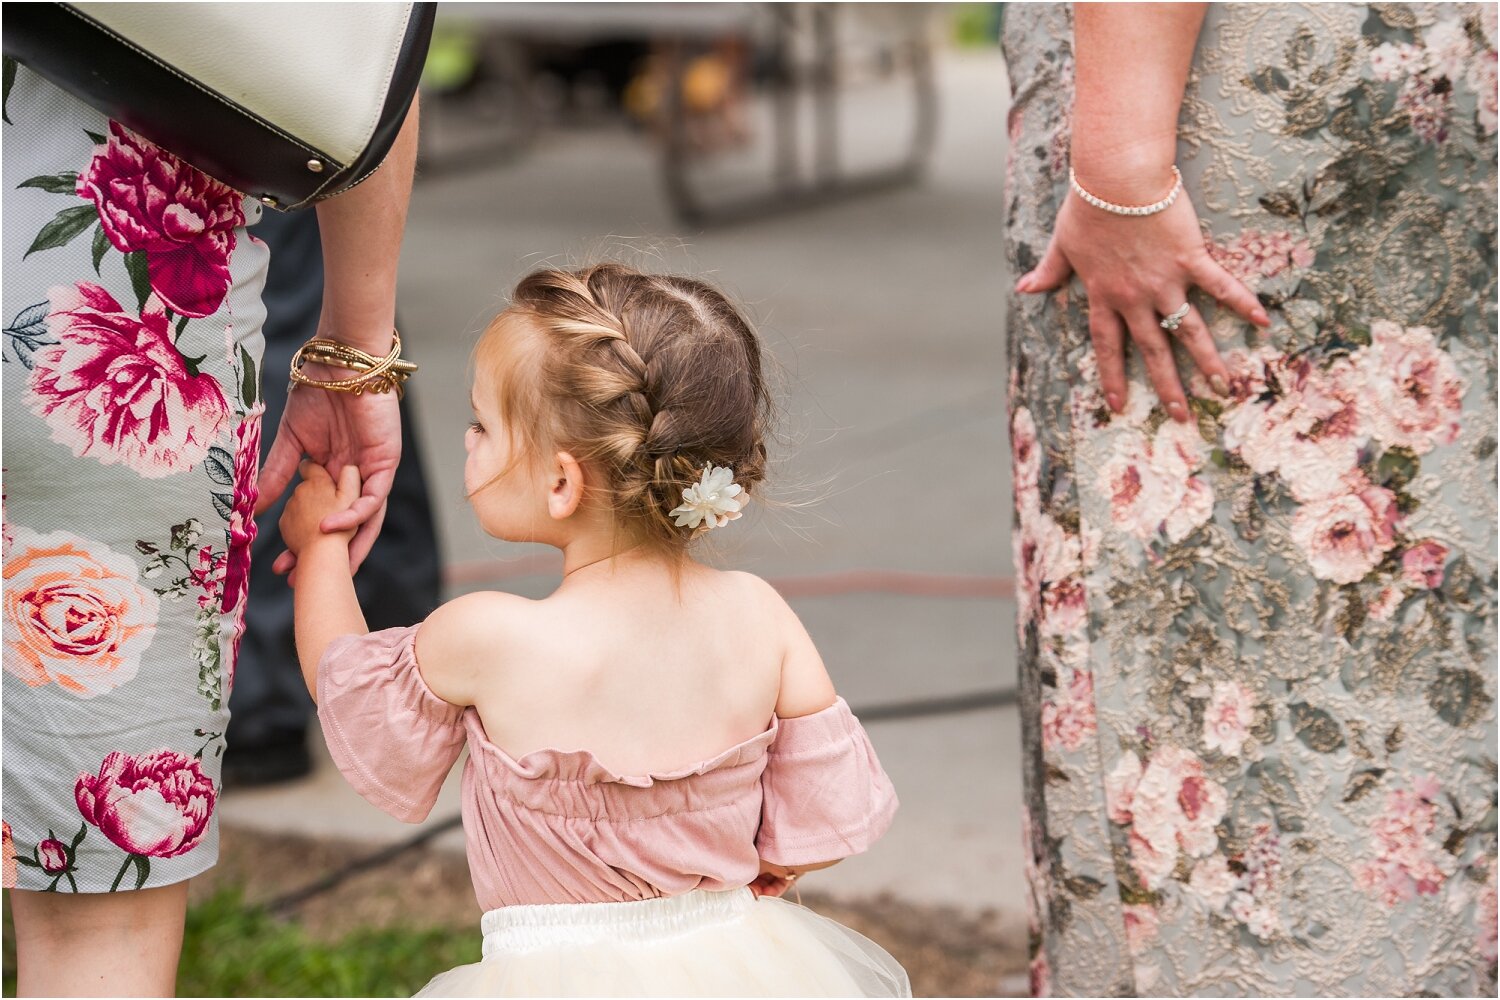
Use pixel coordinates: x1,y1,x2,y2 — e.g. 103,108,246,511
1069,165,1183,217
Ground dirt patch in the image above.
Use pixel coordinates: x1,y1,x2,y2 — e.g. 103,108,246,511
204,825,1028,997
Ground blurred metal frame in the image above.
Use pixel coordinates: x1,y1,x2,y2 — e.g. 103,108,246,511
662,4,938,226
418,3,939,226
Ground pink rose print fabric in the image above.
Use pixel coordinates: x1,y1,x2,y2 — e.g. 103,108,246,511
221,406,263,689
1354,774,1457,906
30,283,229,477
2,528,158,698
3,65,267,892
76,750,215,859
77,122,245,319
222,407,262,621
1007,5,1496,996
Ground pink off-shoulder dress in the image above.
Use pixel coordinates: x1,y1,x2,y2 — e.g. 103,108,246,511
317,625,910,997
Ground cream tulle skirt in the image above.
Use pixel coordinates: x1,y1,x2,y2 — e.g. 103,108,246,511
414,887,911,997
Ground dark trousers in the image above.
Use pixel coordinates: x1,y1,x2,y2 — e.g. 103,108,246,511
228,208,442,749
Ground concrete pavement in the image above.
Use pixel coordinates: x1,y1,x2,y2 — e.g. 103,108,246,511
221,47,1021,921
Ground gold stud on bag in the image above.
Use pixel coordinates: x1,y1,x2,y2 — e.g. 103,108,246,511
2,2,435,212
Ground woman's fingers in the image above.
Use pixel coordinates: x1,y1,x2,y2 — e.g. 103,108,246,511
1124,308,1192,422
318,486,382,534
256,421,304,515
1016,237,1074,294
1088,307,1130,412
1190,255,1270,327
345,501,388,574
1159,297,1230,399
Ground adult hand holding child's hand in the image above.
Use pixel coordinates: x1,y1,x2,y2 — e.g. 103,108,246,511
278,461,362,573
258,382,401,575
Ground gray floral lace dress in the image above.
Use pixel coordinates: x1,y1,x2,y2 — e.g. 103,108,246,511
1003,4,1497,996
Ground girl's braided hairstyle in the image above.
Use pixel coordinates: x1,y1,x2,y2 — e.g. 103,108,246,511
476,262,771,552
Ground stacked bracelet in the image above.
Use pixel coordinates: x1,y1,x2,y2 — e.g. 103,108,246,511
289,330,417,398
1069,165,1183,217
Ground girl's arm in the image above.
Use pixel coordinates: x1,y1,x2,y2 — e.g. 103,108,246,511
771,585,838,719
761,578,846,876
281,459,507,707
280,462,368,700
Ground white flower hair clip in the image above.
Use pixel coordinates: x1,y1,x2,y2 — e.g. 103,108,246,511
670,465,745,530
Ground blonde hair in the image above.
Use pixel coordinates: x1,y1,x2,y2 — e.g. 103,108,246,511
474,262,772,554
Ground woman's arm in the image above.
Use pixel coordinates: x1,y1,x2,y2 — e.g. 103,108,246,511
1070,3,1202,203
311,94,419,359
1017,4,1267,423
257,97,421,573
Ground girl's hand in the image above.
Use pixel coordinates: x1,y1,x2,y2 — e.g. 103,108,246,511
279,461,361,560
257,374,401,574
747,859,840,899
748,863,798,899
1015,183,1269,423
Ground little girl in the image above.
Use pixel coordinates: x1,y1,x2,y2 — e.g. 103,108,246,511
277,263,909,997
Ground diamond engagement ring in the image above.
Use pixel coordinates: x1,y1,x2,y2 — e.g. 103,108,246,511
1159,303,1191,332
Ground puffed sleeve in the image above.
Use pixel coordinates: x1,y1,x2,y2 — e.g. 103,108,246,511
756,697,899,866
316,624,466,823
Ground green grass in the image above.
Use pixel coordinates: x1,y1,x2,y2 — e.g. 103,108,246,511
4,888,481,997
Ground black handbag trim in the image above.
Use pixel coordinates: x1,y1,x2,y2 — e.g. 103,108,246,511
2,2,434,212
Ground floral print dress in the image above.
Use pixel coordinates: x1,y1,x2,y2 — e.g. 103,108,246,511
1004,4,1497,996
2,65,267,892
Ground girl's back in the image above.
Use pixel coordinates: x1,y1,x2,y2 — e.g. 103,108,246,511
428,563,786,776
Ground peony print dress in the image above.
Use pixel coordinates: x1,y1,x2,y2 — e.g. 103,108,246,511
2,65,268,892
1004,4,1497,996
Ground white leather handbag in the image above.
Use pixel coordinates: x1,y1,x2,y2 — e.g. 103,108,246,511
3,2,435,211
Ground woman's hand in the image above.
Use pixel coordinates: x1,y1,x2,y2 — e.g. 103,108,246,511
1016,184,1268,423
278,460,361,559
257,374,401,574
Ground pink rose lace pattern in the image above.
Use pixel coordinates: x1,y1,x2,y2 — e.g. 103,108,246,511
1,64,268,891
1006,4,1497,996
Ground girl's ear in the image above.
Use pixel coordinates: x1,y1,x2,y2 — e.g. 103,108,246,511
547,451,587,520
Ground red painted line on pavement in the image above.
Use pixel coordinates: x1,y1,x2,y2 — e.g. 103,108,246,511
768,569,1013,599
445,553,562,586
445,558,1014,600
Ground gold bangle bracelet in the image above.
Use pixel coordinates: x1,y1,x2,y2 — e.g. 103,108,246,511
289,330,417,398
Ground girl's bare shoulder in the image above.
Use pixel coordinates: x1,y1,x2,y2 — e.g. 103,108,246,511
717,570,837,718
413,590,543,706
